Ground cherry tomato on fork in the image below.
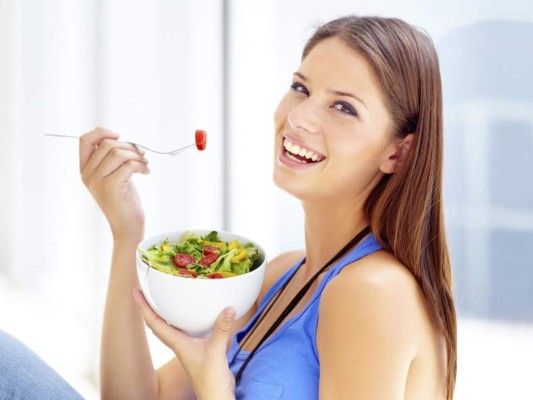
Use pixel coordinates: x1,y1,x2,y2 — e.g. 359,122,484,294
174,253,195,268
195,130,207,151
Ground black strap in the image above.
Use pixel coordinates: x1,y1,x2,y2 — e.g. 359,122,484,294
233,225,371,383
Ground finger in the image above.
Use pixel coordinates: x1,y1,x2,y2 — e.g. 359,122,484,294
82,139,144,179
133,289,188,352
79,127,119,171
208,308,236,353
94,148,149,179
106,160,150,185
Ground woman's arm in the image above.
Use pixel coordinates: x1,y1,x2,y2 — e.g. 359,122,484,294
80,128,169,399
100,239,166,399
81,128,301,399
316,252,420,400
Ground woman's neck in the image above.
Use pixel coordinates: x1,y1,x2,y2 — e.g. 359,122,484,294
302,197,369,275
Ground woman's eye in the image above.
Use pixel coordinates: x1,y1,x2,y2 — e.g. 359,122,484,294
290,82,309,95
332,101,358,117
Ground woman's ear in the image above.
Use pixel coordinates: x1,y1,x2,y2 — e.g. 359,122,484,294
380,134,414,174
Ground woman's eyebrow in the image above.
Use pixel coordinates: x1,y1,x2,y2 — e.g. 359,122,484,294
293,72,368,110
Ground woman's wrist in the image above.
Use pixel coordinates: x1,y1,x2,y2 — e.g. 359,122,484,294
111,227,144,249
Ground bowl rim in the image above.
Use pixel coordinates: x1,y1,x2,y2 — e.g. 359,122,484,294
137,228,267,282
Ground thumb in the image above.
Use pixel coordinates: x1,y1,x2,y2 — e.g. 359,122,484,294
209,307,236,351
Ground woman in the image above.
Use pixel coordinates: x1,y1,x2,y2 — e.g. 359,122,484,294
80,15,456,399
0,14,456,400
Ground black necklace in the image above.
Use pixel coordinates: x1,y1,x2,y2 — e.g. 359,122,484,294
233,225,371,383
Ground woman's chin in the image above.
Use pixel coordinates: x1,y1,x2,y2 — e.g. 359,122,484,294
272,171,316,203
273,171,300,197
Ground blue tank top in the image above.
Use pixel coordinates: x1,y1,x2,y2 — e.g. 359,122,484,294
227,234,383,400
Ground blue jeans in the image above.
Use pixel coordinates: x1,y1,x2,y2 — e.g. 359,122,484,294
0,330,84,399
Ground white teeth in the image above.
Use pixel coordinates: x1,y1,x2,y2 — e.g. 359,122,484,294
286,152,307,163
284,139,293,152
283,137,324,163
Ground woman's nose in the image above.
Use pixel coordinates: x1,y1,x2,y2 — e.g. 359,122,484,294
286,100,322,134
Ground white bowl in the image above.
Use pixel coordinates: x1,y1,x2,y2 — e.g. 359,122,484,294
137,229,267,338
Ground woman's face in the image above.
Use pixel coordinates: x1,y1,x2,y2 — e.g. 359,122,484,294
273,37,398,204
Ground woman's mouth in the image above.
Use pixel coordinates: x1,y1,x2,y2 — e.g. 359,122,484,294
282,137,326,164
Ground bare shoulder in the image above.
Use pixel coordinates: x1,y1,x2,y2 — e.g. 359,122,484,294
319,250,431,354
316,250,438,398
346,249,416,281
257,250,305,303
327,250,425,311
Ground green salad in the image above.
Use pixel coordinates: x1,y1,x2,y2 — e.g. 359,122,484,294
138,231,261,279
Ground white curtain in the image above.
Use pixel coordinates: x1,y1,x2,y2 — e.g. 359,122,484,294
0,0,224,397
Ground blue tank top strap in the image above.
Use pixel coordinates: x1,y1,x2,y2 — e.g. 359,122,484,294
306,233,382,361
324,233,383,277
231,233,382,350
259,232,381,310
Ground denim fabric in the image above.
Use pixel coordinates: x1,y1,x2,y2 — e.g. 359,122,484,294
0,330,84,399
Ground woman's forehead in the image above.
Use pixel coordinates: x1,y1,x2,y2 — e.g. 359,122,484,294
299,37,387,116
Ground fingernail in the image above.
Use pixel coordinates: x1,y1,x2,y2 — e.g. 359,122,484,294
224,308,236,322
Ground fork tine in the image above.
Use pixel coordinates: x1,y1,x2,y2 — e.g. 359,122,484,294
169,143,196,156
127,142,170,155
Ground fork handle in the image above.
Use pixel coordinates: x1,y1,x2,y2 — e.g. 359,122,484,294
44,134,80,139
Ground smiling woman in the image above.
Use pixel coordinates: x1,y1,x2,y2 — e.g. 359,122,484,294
69,15,454,400
0,13,456,400
273,36,397,202
79,15,455,400
226,16,456,400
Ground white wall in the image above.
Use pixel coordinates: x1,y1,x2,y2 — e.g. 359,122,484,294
0,0,224,397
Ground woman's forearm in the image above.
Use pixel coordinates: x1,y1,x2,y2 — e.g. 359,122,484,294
100,237,158,400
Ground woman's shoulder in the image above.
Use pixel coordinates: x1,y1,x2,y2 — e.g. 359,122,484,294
334,249,422,298
319,250,431,351
316,253,447,398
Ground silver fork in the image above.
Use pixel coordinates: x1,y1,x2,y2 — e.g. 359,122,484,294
44,134,197,156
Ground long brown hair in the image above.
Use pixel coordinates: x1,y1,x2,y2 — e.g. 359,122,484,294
303,16,457,398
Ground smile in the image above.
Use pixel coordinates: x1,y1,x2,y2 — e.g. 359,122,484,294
282,137,326,164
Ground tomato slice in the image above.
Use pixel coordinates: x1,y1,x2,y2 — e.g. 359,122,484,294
199,252,218,266
195,130,207,151
178,269,197,278
207,273,223,279
203,246,220,256
174,253,195,268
